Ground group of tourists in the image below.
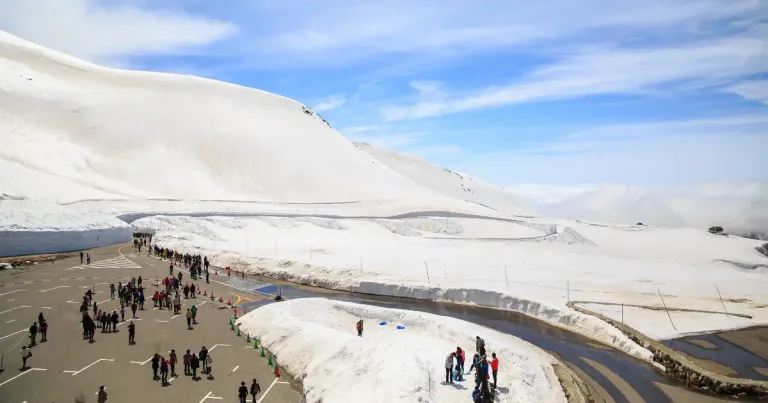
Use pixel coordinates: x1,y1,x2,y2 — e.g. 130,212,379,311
443,336,500,402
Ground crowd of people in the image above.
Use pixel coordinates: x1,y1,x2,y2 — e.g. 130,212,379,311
443,336,500,402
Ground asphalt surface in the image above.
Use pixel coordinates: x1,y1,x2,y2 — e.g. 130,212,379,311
0,244,302,403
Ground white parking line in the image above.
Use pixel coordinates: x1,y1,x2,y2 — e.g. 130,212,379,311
7,299,14,302
0,306,30,315
117,318,142,327
0,329,26,340
130,355,153,365
229,365,239,375
41,306,52,310
155,319,169,323
5,319,16,324
0,290,26,297
257,378,280,403
62,359,115,376
199,391,223,403
97,298,111,305
170,314,180,321
40,285,70,292
208,343,230,352
0,368,47,387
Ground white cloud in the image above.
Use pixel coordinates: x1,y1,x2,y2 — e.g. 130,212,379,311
512,182,768,233
382,35,768,120
313,94,347,112
0,0,236,64
726,80,768,104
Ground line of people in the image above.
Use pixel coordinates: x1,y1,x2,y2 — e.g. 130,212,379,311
443,336,500,402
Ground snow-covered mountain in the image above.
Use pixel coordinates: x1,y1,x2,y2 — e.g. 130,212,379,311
0,30,517,217
356,142,535,217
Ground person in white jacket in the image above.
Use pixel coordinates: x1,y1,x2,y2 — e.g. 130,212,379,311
20,346,32,369
205,354,213,377
444,352,455,384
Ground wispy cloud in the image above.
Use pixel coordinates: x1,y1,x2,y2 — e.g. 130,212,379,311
382,34,768,120
0,0,236,66
726,80,768,104
313,94,347,112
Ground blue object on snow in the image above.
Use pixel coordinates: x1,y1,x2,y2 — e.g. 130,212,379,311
379,321,387,325
396,325,405,330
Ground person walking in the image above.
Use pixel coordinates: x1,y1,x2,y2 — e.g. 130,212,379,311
445,352,455,384
128,321,136,344
39,318,48,342
111,311,119,332
86,253,91,264
199,346,209,373
191,305,198,324
169,349,178,377
151,353,160,380
490,353,500,389
183,349,191,375
160,357,169,383
80,251,84,264
250,379,261,402
131,301,138,318
120,305,126,322
110,283,116,299
29,322,38,346
238,381,249,403
97,386,108,403
356,319,364,337
186,309,193,329
20,346,32,369
190,353,200,379
205,353,213,377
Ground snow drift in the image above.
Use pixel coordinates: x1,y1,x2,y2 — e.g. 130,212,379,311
237,298,566,403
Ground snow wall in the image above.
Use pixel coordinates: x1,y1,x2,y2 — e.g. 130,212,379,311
0,227,132,257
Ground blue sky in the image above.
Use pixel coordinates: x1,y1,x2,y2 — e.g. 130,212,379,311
1,0,767,189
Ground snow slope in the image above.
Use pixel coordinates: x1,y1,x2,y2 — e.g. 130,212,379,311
237,298,566,403
0,200,131,257
356,142,536,217
0,30,494,213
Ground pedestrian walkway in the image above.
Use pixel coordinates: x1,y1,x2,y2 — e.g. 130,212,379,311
67,256,141,270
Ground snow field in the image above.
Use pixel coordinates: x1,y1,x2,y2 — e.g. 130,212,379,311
236,298,566,403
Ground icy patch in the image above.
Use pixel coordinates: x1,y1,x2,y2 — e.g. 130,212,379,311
373,219,423,237
237,298,566,403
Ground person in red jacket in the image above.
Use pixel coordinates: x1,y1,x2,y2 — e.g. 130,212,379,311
490,353,500,389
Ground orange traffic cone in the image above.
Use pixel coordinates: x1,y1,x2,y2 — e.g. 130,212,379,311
203,289,207,296
219,296,224,303
275,365,280,377
227,298,232,306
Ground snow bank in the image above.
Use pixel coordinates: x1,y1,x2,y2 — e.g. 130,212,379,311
0,200,131,257
237,298,566,403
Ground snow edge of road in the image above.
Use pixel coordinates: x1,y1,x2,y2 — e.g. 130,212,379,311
154,243,654,365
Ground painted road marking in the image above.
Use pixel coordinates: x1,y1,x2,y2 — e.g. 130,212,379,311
66,300,80,304
67,256,141,270
0,290,27,297
130,355,153,365
229,365,239,376
0,305,30,315
40,285,70,292
5,319,16,324
41,306,52,310
170,314,180,320
208,344,230,352
97,298,111,305
7,299,14,302
117,318,141,327
155,319,169,323
199,391,223,403
0,368,47,387
0,329,27,340
62,359,115,376
257,378,280,403
168,375,177,383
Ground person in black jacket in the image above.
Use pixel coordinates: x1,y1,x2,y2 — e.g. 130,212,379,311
151,353,160,379
250,379,261,403
190,353,200,379
238,381,248,403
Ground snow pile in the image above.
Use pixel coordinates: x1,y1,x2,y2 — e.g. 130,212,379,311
0,200,131,257
237,298,566,403
143,213,768,351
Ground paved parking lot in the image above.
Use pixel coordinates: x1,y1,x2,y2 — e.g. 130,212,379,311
0,243,303,403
